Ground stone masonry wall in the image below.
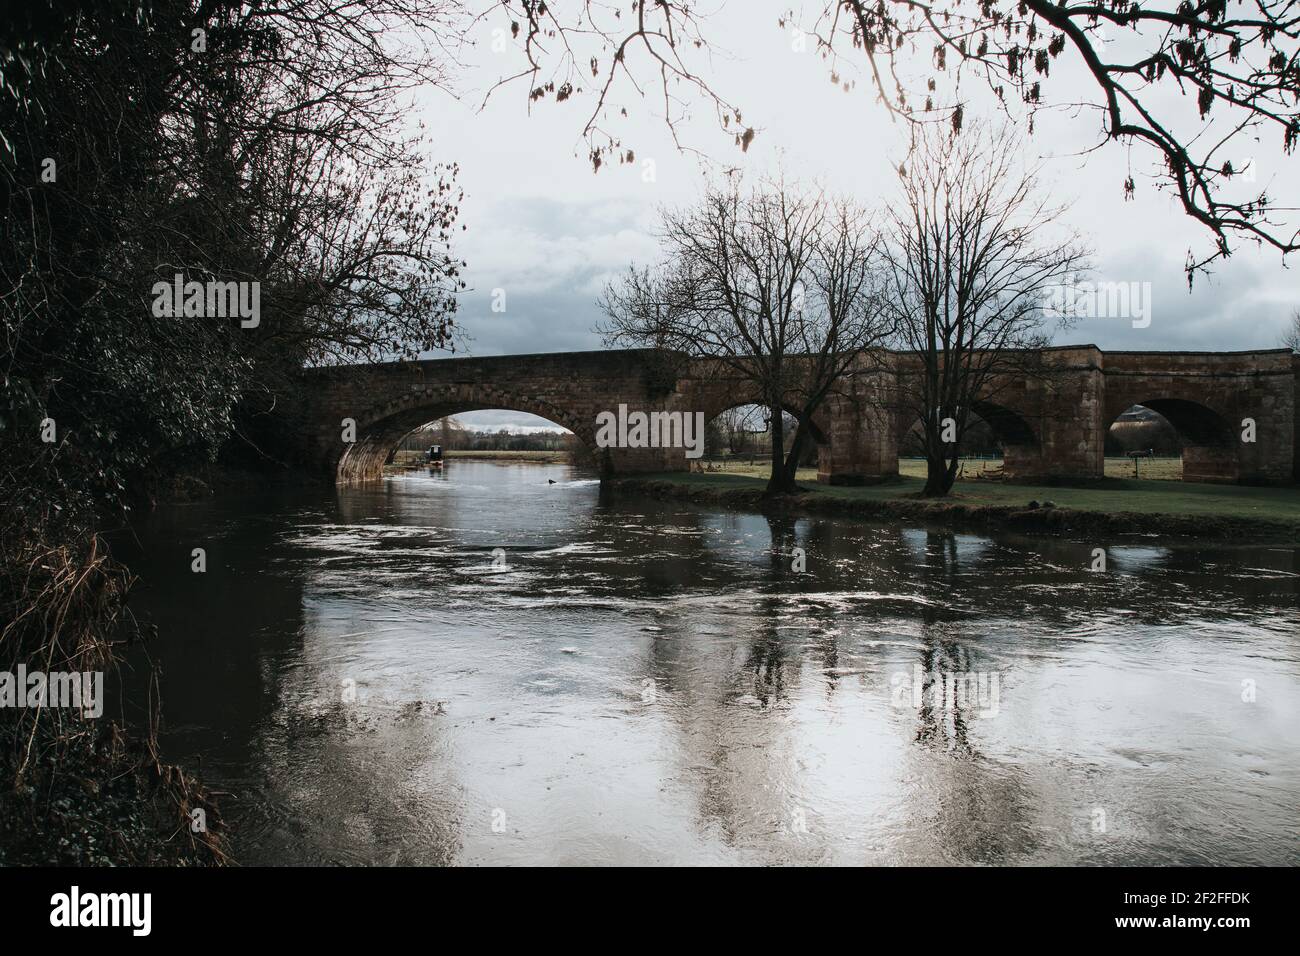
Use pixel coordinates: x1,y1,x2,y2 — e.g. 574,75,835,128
293,347,1297,486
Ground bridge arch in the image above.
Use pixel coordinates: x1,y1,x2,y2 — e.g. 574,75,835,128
701,399,831,442
970,400,1044,479
297,348,1295,485
896,399,1043,479
1104,398,1238,482
333,382,600,482
967,400,1038,448
697,396,832,475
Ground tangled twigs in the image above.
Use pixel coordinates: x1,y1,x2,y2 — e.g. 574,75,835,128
1,493,226,865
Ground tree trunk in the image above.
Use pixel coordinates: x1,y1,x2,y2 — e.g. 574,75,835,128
921,422,957,497
765,403,795,495
767,417,812,496
780,424,809,487
922,454,950,497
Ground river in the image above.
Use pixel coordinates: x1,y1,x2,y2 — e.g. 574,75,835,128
115,461,1300,865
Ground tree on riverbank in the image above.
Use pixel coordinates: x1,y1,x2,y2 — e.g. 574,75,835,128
600,178,894,495
2,0,467,498
0,0,466,864
880,124,1088,497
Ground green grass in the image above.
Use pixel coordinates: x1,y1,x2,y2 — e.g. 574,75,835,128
674,461,1300,526
702,456,1185,482
1100,457,1184,481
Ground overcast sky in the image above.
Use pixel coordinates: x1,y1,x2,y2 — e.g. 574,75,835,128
412,3,1298,430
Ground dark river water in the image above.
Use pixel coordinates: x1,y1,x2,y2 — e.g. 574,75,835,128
116,461,1300,865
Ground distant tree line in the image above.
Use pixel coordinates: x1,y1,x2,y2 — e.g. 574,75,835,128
398,420,576,454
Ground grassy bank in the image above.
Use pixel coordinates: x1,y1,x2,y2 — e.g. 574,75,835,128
701,456,1186,482
614,470,1300,540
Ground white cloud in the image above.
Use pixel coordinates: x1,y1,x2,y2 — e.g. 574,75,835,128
415,0,1300,365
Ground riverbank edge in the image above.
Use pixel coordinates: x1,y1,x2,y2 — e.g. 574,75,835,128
159,463,1299,543
0,526,227,866
609,475,1300,541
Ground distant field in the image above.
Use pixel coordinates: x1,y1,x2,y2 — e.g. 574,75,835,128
390,451,1183,479
382,451,1293,525
698,457,1185,482
1102,457,1183,480
664,464,1300,527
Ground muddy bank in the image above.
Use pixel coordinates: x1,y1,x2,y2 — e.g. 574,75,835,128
611,477,1300,542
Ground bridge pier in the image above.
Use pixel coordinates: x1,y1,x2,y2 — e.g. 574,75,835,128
819,369,899,484
1182,446,1240,483
996,348,1107,482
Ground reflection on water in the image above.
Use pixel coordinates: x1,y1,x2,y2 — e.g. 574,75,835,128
115,461,1300,865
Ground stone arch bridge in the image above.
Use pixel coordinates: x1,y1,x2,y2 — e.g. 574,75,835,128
293,346,1298,485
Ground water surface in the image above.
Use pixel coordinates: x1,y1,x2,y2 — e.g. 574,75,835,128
118,461,1300,865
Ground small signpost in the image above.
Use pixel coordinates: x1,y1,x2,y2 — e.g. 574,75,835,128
1127,447,1154,478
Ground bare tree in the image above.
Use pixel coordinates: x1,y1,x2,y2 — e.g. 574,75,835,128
439,416,470,450
1284,309,1300,352
601,177,893,495
881,123,1089,497
1,0,469,491
489,1,1300,279
721,405,761,457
